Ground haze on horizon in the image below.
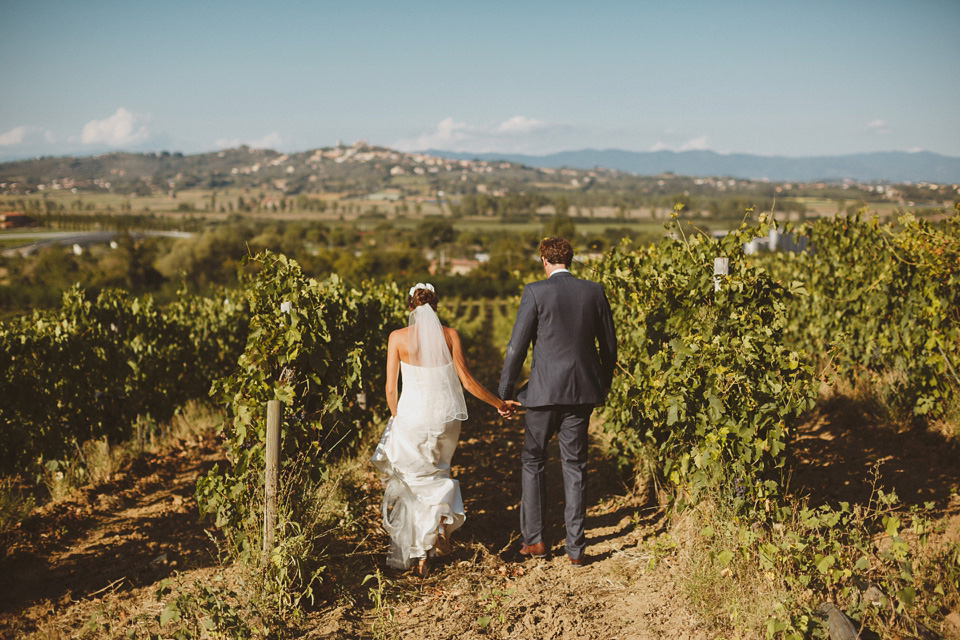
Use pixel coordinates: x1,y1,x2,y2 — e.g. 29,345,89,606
1,0,958,163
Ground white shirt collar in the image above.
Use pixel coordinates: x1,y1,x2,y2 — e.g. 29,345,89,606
549,267,570,277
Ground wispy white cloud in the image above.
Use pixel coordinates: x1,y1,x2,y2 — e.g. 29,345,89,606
247,132,283,149
395,116,558,153
680,136,709,151
80,108,150,146
866,119,890,134
0,125,56,148
649,135,710,152
395,117,476,150
215,132,284,150
0,126,29,146
496,115,546,135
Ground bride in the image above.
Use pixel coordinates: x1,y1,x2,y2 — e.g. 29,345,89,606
372,283,516,577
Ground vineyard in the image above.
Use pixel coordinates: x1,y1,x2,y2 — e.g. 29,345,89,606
1,211,958,638
0,285,248,477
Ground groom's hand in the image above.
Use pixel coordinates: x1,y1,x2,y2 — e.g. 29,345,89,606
499,400,521,418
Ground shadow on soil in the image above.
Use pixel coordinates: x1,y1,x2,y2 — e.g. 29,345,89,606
0,438,223,619
788,392,960,515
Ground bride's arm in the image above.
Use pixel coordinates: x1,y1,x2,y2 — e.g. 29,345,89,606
445,327,517,415
385,330,400,417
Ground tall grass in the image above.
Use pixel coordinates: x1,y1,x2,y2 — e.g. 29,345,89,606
2,399,222,529
661,371,960,639
0,477,35,535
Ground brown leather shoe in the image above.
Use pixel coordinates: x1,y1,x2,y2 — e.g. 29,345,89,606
569,554,588,567
520,541,548,558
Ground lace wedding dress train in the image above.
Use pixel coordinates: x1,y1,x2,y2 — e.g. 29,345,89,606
372,304,468,570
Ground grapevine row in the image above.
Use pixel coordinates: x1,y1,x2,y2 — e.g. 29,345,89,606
756,210,960,417
594,214,817,505
196,252,408,537
0,285,248,475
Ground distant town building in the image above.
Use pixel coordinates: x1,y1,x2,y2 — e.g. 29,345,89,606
709,228,809,254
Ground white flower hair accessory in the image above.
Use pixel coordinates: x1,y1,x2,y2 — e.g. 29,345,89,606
408,282,435,297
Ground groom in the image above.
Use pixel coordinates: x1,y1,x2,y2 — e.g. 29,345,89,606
498,237,617,566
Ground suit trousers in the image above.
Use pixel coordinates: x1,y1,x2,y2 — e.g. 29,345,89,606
520,404,593,559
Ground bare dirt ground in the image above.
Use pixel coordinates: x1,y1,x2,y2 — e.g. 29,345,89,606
2,389,958,639
0,434,225,638
309,408,706,640
789,391,960,540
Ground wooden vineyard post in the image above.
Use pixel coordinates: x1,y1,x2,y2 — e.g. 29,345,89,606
263,399,281,556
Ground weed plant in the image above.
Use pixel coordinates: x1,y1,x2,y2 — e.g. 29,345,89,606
2,399,219,531
672,469,959,639
0,477,35,535
362,569,396,640
148,449,372,638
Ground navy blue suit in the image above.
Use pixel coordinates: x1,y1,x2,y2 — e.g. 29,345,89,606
499,270,617,559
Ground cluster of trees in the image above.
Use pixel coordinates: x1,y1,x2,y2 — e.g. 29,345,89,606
1,214,651,316
0,233,168,312
444,187,812,221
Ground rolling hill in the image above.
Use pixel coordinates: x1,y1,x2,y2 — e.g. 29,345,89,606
421,148,960,183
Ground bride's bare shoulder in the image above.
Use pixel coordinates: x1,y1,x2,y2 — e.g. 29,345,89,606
388,326,410,344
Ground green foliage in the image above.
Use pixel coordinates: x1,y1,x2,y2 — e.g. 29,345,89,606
477,585,516,629
769,492,957,637
0,284,247,475
595,212,817,503
362,569,396,639
150,575,260,639
677,486,960,639
196,250,406,549
757,209,960,417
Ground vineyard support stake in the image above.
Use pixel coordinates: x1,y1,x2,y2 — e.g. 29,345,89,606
264,399,281,555
714,257,729,291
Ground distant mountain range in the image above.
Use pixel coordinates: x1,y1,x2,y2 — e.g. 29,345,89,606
3,145,958,192
421,149,960,183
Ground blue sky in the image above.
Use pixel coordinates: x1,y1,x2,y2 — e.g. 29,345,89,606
1,0,958,161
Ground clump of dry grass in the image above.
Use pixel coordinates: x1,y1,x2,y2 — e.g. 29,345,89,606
7,400,223,527
0,477,36,535
671,479,960,639
672,498,807,637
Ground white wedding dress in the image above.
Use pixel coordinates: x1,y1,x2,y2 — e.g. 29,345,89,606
372,305,468,569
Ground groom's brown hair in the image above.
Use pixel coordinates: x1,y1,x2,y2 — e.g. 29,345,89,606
539,236,573,267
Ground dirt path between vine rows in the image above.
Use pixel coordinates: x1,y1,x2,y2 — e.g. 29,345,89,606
2,389,958,639
311,405,708,640
0,434,226,638
306,390,960,640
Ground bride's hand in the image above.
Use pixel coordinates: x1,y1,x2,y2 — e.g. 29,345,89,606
498,400,521,418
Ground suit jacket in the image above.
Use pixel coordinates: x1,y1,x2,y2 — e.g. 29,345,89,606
498,271,617,408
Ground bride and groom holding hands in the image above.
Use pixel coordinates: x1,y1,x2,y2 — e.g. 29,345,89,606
372,237,618,577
